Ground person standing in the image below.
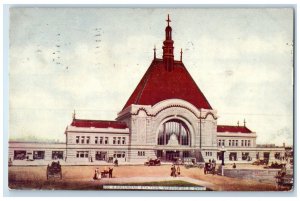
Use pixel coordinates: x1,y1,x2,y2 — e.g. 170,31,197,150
109,167,113,178
177,165,181,176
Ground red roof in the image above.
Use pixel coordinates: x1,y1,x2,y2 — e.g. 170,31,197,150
71,119,128,129
217,125,252,133
122,59,212,110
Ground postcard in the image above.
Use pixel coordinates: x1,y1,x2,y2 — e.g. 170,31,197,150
8,7,294,192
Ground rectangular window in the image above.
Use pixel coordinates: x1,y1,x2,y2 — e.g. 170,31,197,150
138,151,145,156
241,140,244,146
113,137,116,144
229,140,231,146
105,137,108,144
242,152,249,161
222,140,225,146
218,140,221,147
81,136,85,144
117,137,121,145
229,152,237,161
248,140,250,147
76,151,89,158
14,150,26,160
95,137,98,144
235,140,238,146
95,151,107,161
100,137,103,144
86,136,90,144
115,151,126,158
217,152,222,160
52,151,63,159
76,136,80,144
33,151,45,160
122,137,126,144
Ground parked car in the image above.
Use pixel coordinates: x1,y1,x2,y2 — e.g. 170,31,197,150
144,158,161,166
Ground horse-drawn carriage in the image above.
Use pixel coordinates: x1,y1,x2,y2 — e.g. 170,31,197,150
275,169,293,190
204,162,216,175
47,161,62,180
144,158,161,166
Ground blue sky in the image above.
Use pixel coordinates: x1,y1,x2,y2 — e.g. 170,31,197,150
9,8,293,145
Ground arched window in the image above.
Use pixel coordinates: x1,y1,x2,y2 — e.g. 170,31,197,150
157,120,190,146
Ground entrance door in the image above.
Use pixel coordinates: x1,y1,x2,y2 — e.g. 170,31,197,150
166,151,179,162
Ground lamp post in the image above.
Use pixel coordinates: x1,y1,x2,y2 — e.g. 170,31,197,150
220,146,226,176
220,146,226,166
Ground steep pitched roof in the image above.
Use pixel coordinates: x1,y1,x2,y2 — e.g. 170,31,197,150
217,125,252,133
122,59,212,110
71,119,128,129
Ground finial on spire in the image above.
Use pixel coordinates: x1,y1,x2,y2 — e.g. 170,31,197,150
72,110,76,120
153,45,156,59
180,48,183,62
243,119,246,127
166,14,171,26
237,121,239,127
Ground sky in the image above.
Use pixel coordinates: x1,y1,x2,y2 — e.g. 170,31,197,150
9,8,294,145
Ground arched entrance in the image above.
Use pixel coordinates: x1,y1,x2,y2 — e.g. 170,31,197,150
156,119,191,161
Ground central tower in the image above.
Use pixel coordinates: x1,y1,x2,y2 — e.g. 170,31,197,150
162,14,174,71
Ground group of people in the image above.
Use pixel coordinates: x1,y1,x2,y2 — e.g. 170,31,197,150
93,167,113,180
170,164,180,177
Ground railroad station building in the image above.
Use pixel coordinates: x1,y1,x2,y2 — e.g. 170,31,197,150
9,16,286,165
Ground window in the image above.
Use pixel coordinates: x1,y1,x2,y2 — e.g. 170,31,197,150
218,140,221,147
76,151,89,158
157,120,190,146
105,137,108,144
122,137,126,144
52,151,63,159
242,152,250,161
114,151,126,158
256,152,260,160
138,151,145,156
222,140,225,146
235,140,238,146
205,152,212,157
217,152,222,160
113,137,116,144
99,137,103,144
117,137,121,144
95,151,107,161
33,151,45,160
241,140,244,146
86,136,90,144
14,150,26,160
229,152,237,161
76,136,80,144
275,152,281,160
248,140,251,147
95,137,98,144
229,140,231,146
81,136,85,144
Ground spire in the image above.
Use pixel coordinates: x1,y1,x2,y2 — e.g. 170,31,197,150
180,48,183,62
237,121,239,127
72,110,76,120
243,119,246,127
162,14,174,71
153,45,156,59
166,14,171,27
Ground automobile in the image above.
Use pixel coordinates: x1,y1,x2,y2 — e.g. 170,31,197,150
144,158,161,166
252,159,268,166
183,157,203,169
47,161,62,180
